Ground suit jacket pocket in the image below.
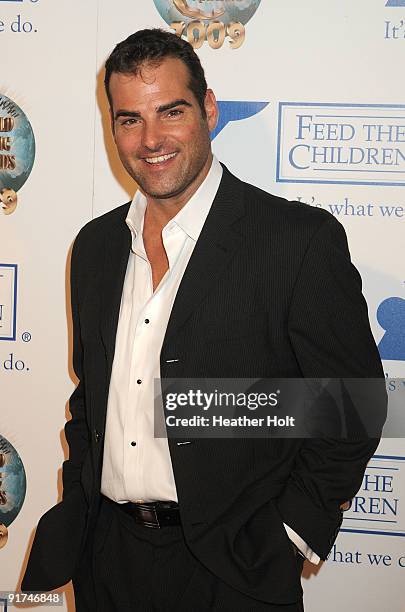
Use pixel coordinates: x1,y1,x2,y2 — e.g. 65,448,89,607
233,497,296,571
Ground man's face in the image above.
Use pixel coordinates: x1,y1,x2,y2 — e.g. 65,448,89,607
109,57,218,204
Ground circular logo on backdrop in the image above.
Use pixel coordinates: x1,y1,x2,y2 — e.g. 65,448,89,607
153,0,262,49
0,94,35,216
0,434,27,549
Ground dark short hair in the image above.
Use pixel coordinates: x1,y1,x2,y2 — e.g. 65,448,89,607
104,28,208,117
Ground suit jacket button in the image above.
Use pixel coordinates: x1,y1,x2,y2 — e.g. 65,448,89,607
94,430,102,443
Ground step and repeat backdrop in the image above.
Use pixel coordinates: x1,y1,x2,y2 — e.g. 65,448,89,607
1,1,404,610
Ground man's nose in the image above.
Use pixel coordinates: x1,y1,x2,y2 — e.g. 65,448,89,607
141,121,164,151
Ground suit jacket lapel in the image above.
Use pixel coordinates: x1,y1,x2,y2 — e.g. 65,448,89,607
100,206,131,378
164,166,245,345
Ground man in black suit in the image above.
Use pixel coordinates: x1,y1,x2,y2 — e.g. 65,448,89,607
22,29,385,611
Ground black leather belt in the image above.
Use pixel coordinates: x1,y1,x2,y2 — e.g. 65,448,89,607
117,500,181,528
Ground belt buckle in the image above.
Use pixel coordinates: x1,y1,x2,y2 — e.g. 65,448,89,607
150,505,160,529
136,503,161,529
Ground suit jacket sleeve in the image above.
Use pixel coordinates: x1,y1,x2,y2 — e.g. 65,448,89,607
62,232,91,498
276,214,386,560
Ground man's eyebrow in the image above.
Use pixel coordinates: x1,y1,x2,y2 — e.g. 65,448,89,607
157,99,192,113
114,110,141,120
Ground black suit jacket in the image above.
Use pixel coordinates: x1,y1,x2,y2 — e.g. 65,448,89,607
22,165,385,604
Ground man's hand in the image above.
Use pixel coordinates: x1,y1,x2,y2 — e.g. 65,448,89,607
340,501,351,511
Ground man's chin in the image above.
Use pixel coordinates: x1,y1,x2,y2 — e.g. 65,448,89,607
138,185,181,200
136,176,189,201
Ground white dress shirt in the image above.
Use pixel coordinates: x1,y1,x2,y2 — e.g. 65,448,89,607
100,156,320,564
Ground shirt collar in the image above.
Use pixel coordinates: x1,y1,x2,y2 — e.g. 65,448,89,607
126,156,223,245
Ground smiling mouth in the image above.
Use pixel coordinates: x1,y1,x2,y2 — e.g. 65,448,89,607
144,153,177,164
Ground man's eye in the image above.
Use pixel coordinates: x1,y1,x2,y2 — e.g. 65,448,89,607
120,118,139,127
167,109,183,118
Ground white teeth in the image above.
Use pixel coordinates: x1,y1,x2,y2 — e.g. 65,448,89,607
145,153,176,164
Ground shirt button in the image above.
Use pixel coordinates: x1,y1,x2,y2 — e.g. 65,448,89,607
144,319,150,324
137,379,142,384
131,441,136,447
94,429,102,443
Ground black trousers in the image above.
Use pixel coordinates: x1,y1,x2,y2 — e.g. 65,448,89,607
73,497,305,612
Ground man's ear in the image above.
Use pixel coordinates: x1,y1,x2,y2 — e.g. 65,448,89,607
204,89,218,133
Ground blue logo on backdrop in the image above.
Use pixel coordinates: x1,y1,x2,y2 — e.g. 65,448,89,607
377,297,405,361
340,455,405,538
0,264,17,341
153,0,262,49
0,435,26,550
0,94,35,215
211,101,269,140
276,102,405,186
386,0,405,6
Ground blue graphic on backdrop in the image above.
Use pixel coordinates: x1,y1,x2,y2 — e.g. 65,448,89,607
0,435,26,549
0,94,35,215
211,101,269,140
386,0,405,6
377,297,405,361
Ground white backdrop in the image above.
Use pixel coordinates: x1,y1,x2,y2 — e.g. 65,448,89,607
1,1,404,610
